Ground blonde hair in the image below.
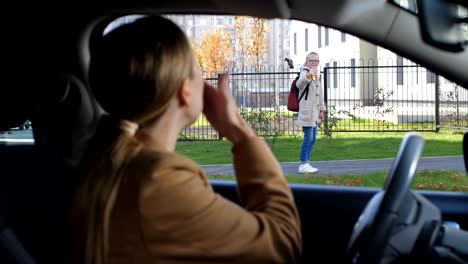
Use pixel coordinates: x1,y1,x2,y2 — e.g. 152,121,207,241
69,16,194,264
304,52,319,64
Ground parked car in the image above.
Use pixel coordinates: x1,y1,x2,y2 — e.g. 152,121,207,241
0,0,466,263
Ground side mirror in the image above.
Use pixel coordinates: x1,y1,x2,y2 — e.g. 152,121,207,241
417,0,467,52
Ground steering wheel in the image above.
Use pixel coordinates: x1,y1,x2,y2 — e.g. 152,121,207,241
346,132,425,264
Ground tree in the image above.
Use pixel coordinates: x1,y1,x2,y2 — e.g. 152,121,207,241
232,16,250,67
191,38,203,68
247,17,270,72
193,28,233,76
245,17,270,105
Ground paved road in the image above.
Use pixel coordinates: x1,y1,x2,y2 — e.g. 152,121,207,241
201,156,466,176
2,129,466,175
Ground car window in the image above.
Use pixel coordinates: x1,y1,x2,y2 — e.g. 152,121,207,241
391,0,418,13
9,14,460,191
104,15,145,35
0,120,34,145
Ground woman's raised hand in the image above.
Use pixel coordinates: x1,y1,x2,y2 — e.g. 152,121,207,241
203,73,255,144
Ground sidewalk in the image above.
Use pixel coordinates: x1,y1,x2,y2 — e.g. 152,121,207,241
201,156,466,176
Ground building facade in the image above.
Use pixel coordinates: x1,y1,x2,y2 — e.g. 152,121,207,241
288,20,452,124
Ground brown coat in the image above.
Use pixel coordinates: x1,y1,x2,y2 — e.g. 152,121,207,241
107,137,302,263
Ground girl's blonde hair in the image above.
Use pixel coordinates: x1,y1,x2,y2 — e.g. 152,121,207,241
304,51,319,64
68,16,194,264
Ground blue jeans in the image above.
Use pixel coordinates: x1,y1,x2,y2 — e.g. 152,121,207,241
300,126,317,162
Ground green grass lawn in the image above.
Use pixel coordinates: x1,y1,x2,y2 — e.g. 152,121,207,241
209,170,468,192
176,130,464,165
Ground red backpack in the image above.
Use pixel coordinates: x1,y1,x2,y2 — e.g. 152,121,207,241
287,69,310,112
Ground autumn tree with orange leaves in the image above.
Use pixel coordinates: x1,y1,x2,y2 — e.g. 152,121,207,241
191,16,269,75
232,16,249,67
247,17,270,72
232,16,270,71
192,28,233,76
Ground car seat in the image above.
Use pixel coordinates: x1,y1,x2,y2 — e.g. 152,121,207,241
0,71,101,263
0,81,37,263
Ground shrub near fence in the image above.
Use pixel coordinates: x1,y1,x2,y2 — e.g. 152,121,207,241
178,64,468,141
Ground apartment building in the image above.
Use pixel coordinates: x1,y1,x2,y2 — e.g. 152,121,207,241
289,19,447,123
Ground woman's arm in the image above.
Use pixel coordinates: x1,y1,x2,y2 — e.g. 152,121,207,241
139,138,301,263
137,73,301,263
296,67,311,91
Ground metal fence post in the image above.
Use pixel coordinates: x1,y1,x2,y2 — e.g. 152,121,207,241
323,68,329,130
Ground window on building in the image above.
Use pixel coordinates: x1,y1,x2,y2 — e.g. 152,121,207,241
325,63,330,88
318,26,322,48
397,55,404,85
333,61,338,88
351,59,356,88
427,70,436,83
414,65,419,84
325,27,329,46
294,33,297,55
341,32,346,42
305,28,309,52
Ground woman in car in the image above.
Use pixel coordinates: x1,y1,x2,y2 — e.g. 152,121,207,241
68,16,301,264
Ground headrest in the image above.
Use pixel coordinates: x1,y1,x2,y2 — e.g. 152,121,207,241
80,15,120,86
31,73,103,167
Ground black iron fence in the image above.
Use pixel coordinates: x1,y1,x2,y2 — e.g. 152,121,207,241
323,65,468,132
179,69,300,140
325,65,436,132
438,77,468,130
179,65,468,140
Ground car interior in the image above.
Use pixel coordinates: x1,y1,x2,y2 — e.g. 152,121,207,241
0,0,467,263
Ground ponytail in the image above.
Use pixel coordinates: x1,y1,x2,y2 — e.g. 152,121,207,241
69,115,142,264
